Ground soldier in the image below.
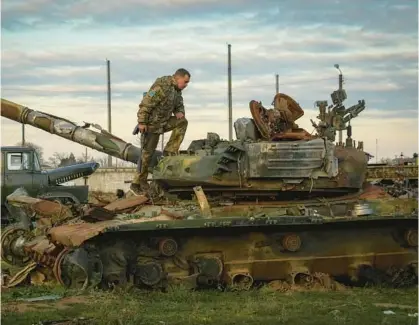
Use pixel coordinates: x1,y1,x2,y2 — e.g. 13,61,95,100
130,68,191,195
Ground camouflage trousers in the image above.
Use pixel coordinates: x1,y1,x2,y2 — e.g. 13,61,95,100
132,116,188,185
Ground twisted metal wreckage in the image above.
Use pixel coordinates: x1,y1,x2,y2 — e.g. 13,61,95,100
0,82,417,292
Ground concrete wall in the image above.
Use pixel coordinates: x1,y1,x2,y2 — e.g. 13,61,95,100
73,165,419,194
73,167,140,193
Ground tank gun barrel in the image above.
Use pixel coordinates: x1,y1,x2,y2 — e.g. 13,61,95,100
1,98,150,165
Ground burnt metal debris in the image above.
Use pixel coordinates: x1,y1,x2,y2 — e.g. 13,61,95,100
1,76,417,291
1,184,417,291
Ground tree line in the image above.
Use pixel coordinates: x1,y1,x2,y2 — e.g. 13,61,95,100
15,141,135,168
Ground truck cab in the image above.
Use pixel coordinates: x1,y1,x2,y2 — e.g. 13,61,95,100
1,146,48,202
1,146,99,224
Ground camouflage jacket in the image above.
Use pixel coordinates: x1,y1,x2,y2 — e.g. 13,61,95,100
137,75,185,132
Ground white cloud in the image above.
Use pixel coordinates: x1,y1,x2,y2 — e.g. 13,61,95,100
1,0,417,163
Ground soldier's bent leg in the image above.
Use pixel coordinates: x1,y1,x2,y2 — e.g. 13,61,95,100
132,133,160,186
163,116,188,154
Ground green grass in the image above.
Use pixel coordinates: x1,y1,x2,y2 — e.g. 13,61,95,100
1,284,418,325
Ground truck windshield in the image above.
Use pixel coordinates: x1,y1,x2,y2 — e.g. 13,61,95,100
7,152,31,171
33,152,41,171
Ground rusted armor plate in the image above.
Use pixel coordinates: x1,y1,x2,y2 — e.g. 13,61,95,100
47,215,174,247
249,98,312,141
103,195,149,212
272,93,304,122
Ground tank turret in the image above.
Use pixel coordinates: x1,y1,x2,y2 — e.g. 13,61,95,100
1,78,367,201
152,90,367,200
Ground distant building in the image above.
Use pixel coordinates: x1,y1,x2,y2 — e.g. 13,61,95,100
390,156,417,166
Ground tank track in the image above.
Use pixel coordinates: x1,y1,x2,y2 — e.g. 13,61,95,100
7,215,415,291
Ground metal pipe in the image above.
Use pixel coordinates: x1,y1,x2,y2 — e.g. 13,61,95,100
107,59,112,167
334,64,343,145
22,124,25,145
227,44,232,141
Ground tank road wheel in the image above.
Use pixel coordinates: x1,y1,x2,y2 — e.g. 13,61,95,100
1,226,33,267
135,262,164,287
281,234,302,252
53,247,103,290
158,238,178,257
192,256,224,287
404,229,418,247
230,273,254,291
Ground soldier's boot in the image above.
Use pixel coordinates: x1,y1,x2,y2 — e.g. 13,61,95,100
163,118,188,155
130,173,144,196
139,180,150,192
130,170,150,196
130,181,150,196
130,183,143,195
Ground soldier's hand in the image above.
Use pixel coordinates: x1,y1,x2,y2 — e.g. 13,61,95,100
139,124,148,133
175,112,184,119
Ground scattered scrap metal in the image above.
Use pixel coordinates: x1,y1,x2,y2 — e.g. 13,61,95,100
0,83,417,293
1,184,417,292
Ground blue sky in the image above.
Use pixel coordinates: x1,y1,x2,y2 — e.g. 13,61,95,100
1,0,418,163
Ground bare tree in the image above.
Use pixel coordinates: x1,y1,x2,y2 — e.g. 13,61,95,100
48,152,66,168
15,141,44,164
379,157,393,165
48,152,78,167
76,152,95,164
95,155,109,168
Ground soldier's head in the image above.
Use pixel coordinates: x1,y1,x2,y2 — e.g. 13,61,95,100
174,68,191,90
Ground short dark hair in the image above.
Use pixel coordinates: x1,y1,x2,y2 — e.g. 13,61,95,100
174,68,191,78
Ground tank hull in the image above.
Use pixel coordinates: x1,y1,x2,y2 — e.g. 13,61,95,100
1,188,417,291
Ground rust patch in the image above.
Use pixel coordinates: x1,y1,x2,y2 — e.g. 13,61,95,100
273,93,304,121
82,206,116,222
249,96,313,141
359,183,392,199
103,195,149,212
48,215,174,247
7,195,74,223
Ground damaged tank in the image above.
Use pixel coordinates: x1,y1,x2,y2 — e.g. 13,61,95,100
0,79,418,291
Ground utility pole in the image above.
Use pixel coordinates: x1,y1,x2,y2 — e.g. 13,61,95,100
227,43,233,141
376,139,378,163
275,74,279,93
22,124,25,146
84,147,88,185
106,59,112,167
334,64,343,145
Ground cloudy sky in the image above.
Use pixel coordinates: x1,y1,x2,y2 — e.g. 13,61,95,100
1,0,418,165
